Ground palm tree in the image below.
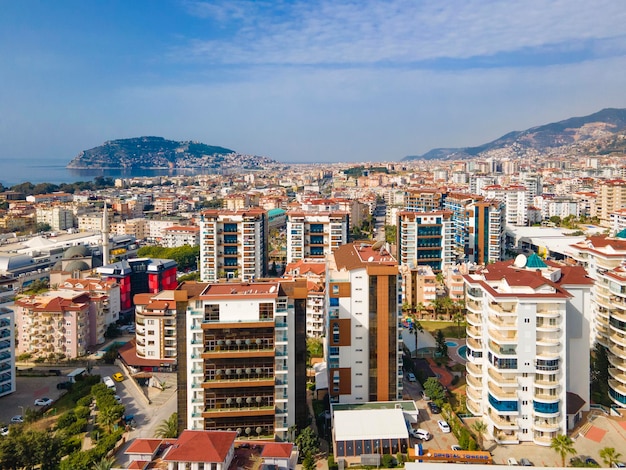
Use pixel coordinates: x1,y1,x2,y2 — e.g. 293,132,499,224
441,296,454,320
599,447,622,468
471,421,488,449
409,318,424,357
93,457,116,470
452,310,465,339
550,434,576,468
155,412,178,438
415,302,426,320
98,406,122,433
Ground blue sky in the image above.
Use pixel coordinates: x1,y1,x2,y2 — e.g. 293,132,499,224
1,0,625,163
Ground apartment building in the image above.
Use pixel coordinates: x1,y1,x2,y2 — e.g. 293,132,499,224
404,189,444,212
35,205,75,231
283,259,327,338
443,192,482,257
286,211,349,263
199,209,268,282
610,209,626,237
14,291,96,359
326,241,402,404
163,225,200,248
182,280,307,441
599,180,626,226
483,185,528,227
467,200,506,265
464,255,592,445
399,262,437,309
134,290,181,364
397,210,454,271
0,307,15,397
568,235,626,408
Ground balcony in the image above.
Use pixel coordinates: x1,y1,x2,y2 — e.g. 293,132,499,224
536,320,560,332
533,418,561,432
466,397,482,416
488,302,517,315
466,361,483,378
467,325,482,339
488,368,518,387
536,308,561,318
466,374,483,389
487,410,518,430
488,328,518,344
488,382,517,401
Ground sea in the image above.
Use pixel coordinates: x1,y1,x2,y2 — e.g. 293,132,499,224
0,157,221,187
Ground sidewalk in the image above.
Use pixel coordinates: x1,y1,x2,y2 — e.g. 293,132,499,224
305,389,329,470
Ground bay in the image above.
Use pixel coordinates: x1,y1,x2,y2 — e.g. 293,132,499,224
0,157,220,187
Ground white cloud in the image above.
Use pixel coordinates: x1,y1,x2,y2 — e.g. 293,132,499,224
178,0,626,66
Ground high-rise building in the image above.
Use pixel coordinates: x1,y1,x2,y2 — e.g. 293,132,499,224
568,235,626,408
0,307,15,397
134,290,182,364
326,241,402,404
467,200,506,265
443,192,483,258
286,211,349,263
199,209,268,282
464,255,592,445
397,210,454,270
182,280,307,441
599,180,626,226
404,189,444,212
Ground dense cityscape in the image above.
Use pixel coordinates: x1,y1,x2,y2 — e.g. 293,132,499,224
0,148,624,468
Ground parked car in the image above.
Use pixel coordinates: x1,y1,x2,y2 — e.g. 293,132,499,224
56,381,72,390
427,401,441,414
451,445,463,451
112,372,124,382
406,372,416,382
519,458,533,466
34,397,53,406
114,395,122,404
612,463,626,468
437,420,451,433
0,426,8,436
413,428,431,440
10,416,23,424
585,457,599,467
507,457,519,466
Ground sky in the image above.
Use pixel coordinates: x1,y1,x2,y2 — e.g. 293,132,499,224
1,0,626,164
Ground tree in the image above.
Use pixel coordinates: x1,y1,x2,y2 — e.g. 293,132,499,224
384,225,396,245
303,454,316,470
591,343,610,405
435,330,448,358
550,434,576,468
98,406,122,433
93,457,116,470
452,310,465,339
423,377,445,404
295,427,320,461
409,318,423,357
155,412,178,438
471,421,488,449
307,338,323,365
599,447,622,468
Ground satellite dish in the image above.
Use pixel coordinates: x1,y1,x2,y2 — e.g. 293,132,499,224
368,256,375,262
371,240,385,250
269,285,276,293
514,254,527,268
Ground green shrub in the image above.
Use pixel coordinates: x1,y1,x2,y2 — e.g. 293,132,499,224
76,396,92,407
396,453,405,465
56,410,77,429
382,454,395,468
328,455,338,470
66,418,88,435
75,405,90,420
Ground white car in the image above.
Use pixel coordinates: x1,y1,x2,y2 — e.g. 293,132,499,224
507,457,519,466
437,420,451,433
34,397,53,406
10,416,23,424
114,395,122,404
411,428,431,440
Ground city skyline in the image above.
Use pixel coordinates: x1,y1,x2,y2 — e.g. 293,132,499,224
1,0,626,164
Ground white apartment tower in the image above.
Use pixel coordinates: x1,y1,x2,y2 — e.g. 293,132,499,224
286,211,349,263
397,210,454,270
199,209,268,282
568,235,626,408
326,241,403,404
0,307,15,397
464,255,592,445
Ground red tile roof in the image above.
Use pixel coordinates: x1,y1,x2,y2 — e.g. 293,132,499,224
261,443,294,458
126,438,164,455
162,430,236,463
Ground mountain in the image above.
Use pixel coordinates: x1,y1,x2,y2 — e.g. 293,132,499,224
67,136,276,169
403,108,626,161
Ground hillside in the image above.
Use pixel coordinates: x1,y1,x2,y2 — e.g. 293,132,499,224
66,136,275,169
404,108,626,161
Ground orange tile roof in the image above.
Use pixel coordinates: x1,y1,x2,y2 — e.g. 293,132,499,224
126,438,164,455
162,430,236,463
261,442,294,458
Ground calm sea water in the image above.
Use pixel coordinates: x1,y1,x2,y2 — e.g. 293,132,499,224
0,157,219,187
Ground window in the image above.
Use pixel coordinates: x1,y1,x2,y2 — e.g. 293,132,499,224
204,305,219,322
148,351,155,357
524,318,530,323
148,330,155,336
332,323,340,343
332,285,339,295
147,319,155,325
259,303,274,320
148,340,155,346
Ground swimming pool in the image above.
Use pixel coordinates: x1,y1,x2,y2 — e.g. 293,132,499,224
446,340,458,347
458,345,467,359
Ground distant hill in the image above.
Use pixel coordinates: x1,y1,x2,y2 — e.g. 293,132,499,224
67,136,276,169
404,108,626,161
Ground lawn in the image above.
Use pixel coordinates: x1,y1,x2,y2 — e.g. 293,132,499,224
420,320,466,339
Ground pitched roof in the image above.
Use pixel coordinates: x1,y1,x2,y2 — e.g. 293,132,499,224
162,430,236,463
125,438,163,455
261,443,294,458
525,253,547,269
